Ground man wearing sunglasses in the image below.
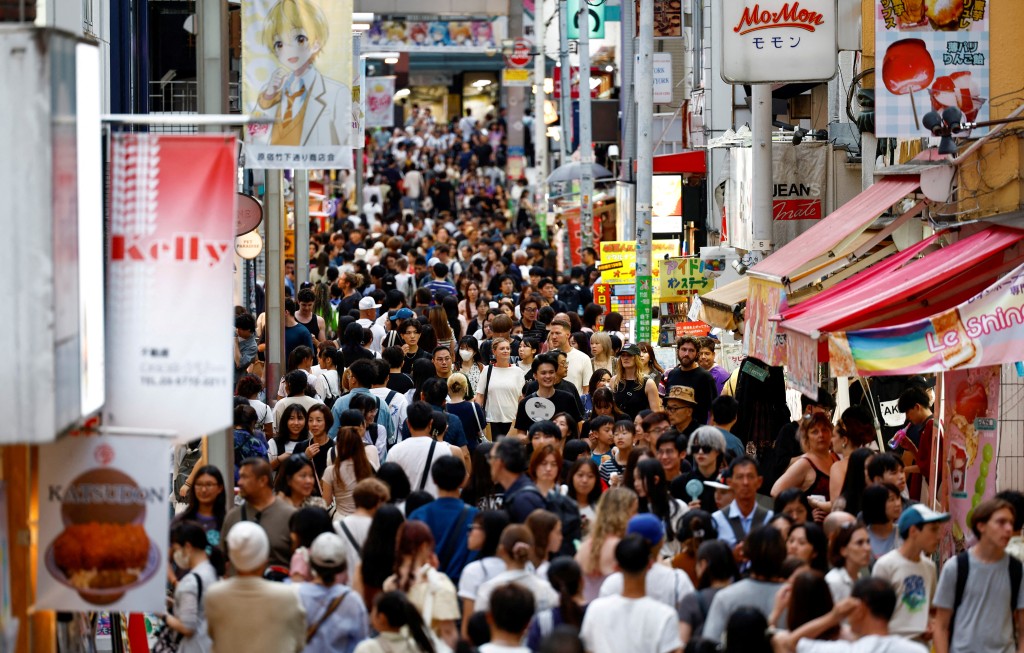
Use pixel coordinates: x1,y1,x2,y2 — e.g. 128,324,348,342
663,386,700,440
672,426,729,512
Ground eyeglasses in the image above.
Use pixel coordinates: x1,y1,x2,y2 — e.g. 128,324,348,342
523,306,538,313
690,445,716,455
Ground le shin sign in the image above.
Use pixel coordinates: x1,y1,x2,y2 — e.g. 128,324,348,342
721,0,837,83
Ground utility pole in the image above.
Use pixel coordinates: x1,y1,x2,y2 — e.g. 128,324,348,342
294,170,310,286
620,0,637,240
751,84,773,261
534,0,549,241
558,0,572,163
578,0,595,250
634,0,654,344
264,173,285,409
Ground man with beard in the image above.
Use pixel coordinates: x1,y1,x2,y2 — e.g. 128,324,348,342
662,336,717,425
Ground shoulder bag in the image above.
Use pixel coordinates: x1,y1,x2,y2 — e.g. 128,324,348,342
479,365,494,442
306,588,350,643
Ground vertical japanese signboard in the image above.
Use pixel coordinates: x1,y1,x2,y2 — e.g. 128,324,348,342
37,436,170,612
242,0,354,168
720,0,838,83
105,134,237,438
875,0,989,138
939,366,999,555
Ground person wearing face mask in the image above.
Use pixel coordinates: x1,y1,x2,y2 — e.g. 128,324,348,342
165,521,225,653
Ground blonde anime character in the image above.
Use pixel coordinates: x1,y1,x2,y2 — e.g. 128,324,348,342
256,0,350,146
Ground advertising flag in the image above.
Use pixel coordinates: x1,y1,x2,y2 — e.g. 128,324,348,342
365,76,396,128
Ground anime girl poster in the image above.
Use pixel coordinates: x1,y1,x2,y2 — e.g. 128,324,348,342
242,0,354,168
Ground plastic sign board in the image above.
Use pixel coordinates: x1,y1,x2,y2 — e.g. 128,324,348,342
567,0,606,38
720,0,838,83
653,53,673,104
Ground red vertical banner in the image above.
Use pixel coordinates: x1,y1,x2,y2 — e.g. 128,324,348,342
105,134,238,438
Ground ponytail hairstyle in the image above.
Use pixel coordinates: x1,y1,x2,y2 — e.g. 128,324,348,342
170,520,226,577
498,524,535,569
374,591,436,653
546,557,584,629
525,509,561,568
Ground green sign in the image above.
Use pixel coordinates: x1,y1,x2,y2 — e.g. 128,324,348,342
567,0,606,39
635,275,653,344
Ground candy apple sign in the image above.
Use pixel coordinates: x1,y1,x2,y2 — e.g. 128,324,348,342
720,0,837,84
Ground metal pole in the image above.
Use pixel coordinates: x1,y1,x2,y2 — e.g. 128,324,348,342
295,169,310,286
558,0,573,162
534,0,549,241
751,84,774,259
264,172,285,406
620,0,637,240
634,0,654,345
578,0,594,250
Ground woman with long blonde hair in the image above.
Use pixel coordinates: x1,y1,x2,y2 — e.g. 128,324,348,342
608,344,662,419
574,487,638,601
590,332,616,373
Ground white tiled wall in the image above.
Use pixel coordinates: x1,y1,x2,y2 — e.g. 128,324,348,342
998,363,1024,492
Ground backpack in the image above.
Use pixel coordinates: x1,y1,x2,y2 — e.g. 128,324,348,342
950,550,1023,645
504,485,582,556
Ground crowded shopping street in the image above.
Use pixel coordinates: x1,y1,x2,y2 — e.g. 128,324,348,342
5,0,1024,652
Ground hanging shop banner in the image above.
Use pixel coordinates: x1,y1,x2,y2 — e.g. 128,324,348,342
638,0,684,38
365,76,396,128
105,134,236,438
828,262,1024,378
940,366,1000,554
600,240,680,287
720,0,838,83
565,206,603,266
787,331,820,399
352,35,365,144
743,277,788,365
874,0,989,138
659,257,713,302
242,0,354,169
37,436,170,612
365,17,506,52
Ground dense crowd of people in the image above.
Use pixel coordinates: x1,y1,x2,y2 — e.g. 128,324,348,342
162,109,1024,653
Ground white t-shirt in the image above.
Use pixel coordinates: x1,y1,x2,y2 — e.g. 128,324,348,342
370,387,409,440
315,369,341,402
458,557,507,601
475,569,558,614
825,566,856,604
871,549,937,638
479,645,530,653
247,399,274,427
580,594,682,653
796,635,928,653
477,365,526,423
563,347,595,396
335,513,372,584
598,560,695,617
384,436,454,497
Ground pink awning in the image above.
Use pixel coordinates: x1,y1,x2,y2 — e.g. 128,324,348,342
779,225,1024,338
750,175,920,282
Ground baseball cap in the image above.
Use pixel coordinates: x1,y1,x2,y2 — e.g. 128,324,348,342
310,532,347,568
627,513,665,547
226,521,270,572
897,504,950,538
389,307,415,321
665,386,698,407
358,296,382,311
619,344,641,357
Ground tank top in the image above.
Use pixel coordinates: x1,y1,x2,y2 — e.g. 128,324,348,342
612,377,650,419
296,313,320,339
801,455,832,499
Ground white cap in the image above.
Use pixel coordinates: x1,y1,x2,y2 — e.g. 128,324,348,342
358,296,381,311
354,247,367,261
310,532,347,568
226,521,270,572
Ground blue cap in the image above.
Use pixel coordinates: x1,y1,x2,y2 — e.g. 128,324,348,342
627,513,665,547
389,308,415,321
897,504,950,538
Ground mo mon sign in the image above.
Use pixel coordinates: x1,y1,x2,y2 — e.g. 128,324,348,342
721,0,837,83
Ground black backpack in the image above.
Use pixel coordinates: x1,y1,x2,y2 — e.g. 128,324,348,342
504,485,582,556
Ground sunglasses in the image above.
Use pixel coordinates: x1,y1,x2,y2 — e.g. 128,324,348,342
690,445,716,455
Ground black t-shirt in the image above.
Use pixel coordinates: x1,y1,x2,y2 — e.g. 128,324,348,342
663,366,719,425
513,390,582,432
671,468,719,512
432,181,455,212
337,292,362,318
523,379,584,417
401,348,431,375
386,372,415,394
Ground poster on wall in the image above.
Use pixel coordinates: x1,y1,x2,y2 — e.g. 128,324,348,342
36,436,170,612
365,76,396,128
104,134,236,438
637,0,683,38
352,34,365,144
874,0,989,138
939,366,1000,557
364,17,506,53
599,240,681,299
242,0,354,168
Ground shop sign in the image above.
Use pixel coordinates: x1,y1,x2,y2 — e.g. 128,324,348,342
364,17,506,53
235,192,263,235
743,277,787,365
637,0,684,38
366,76,395,129
104,134,236,438
235,230,264,259
721,0,838,83
675,321,712,337
874,0,989,138
653,53,673,104
502,68,533,87
553,65,600,99
829,262,1024,378
241,0,355,169
36,436,170,612
939,366,1000,555
659,257,713,302
600,240,680,287
567,0,606,39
